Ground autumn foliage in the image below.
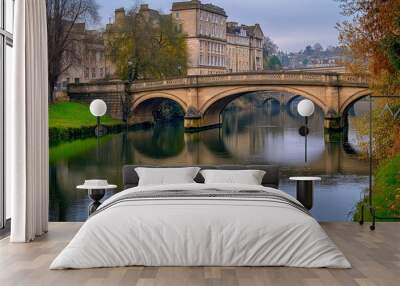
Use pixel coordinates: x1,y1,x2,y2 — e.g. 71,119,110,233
338,1,400,219
337,0,400,162
337,0,400,95
104,6,187,81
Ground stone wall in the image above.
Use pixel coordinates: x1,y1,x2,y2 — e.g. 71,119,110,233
68,81,126,120
69,92,124,120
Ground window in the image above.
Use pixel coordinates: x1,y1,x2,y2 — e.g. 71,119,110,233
1,0,14,229
91,68,96,78
84,67,89,79
175,12,179,18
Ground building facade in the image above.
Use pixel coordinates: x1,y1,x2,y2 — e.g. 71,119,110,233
56,22,115,93
172,0,264,75
226,22,250,72
244,24,264,71
172,0,228,75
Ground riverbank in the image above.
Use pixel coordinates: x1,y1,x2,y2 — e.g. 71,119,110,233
353,154,400,221
49,102,152,145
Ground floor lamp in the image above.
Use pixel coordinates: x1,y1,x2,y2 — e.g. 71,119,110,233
90,99,108,137
90,99,108,162
297,99,315,162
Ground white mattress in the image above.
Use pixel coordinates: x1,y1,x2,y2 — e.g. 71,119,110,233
50,183,351,269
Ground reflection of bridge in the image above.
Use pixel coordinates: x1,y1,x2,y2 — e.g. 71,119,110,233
69,71,370,132
125,129,370,176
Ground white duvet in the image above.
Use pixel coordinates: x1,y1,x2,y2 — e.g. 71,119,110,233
50,183,351,269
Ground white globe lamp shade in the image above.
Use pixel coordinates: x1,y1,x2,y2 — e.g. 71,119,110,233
297,99,315,117
90,99,107,117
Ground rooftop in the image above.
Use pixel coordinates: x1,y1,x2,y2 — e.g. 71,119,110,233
172,0,227,17
226,22,246,36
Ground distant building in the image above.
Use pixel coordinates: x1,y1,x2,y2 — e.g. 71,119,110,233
172,0,228,75
56,22,114,93
277,45,345,70
243,24,264,71
172,0,264,75
106,5,161,30
226,22,264,73
226,22,250,72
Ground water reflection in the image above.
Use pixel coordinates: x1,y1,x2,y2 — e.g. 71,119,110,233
49,96,370,222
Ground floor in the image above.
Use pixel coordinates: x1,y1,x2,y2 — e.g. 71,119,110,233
0,222,399,286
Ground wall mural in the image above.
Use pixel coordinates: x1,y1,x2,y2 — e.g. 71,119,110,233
44,1,399,226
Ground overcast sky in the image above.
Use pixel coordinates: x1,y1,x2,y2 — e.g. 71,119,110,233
95,0,346,52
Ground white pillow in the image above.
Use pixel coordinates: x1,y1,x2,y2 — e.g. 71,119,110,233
200,169,266,185
135,167,200,186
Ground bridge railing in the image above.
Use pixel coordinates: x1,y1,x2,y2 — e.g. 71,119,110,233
130,72,369,92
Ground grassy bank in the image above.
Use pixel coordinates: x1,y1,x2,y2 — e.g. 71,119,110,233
354,154,400,221
49,102,122,128
49,102,125,145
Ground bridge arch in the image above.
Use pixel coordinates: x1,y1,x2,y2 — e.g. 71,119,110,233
340,89,372,144
286,94,303,107
131,91,188,124
132,91,188,113
339,89,372,114
200,86,327,116
262,92,283,105
263,97,280,103
199,86,327,126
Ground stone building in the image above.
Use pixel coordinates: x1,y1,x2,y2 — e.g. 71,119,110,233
226,22,250,72
56,22,115,93
172,0,228,75
107,5,161,29
172,0,264,75
244,24,264,71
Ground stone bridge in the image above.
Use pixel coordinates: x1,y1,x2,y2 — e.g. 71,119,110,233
68,71,370,132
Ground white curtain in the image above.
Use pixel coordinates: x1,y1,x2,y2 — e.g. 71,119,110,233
8,0,49,242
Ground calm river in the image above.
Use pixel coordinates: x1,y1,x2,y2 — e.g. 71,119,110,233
49,95,370,222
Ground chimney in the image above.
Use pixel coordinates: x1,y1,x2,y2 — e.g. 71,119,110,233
114,8,125,25
140,4,149,10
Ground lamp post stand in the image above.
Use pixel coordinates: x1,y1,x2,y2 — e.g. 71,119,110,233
306,116,309,162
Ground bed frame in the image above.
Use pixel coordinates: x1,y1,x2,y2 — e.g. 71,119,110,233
122,165,280,189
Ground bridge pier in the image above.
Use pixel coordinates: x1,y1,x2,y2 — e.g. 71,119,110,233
324,114,343,143
184,116,221,132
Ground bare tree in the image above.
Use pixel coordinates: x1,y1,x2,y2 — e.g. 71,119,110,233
46,0,99,102
263,36,278,57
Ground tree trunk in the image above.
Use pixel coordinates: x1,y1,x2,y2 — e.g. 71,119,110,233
48,76,56,103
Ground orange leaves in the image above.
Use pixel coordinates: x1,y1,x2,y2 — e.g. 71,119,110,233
337,0,400,94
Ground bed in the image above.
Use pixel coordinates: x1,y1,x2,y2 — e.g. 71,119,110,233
50,165,351,269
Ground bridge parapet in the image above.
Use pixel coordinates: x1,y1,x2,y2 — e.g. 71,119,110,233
130,72,369,92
